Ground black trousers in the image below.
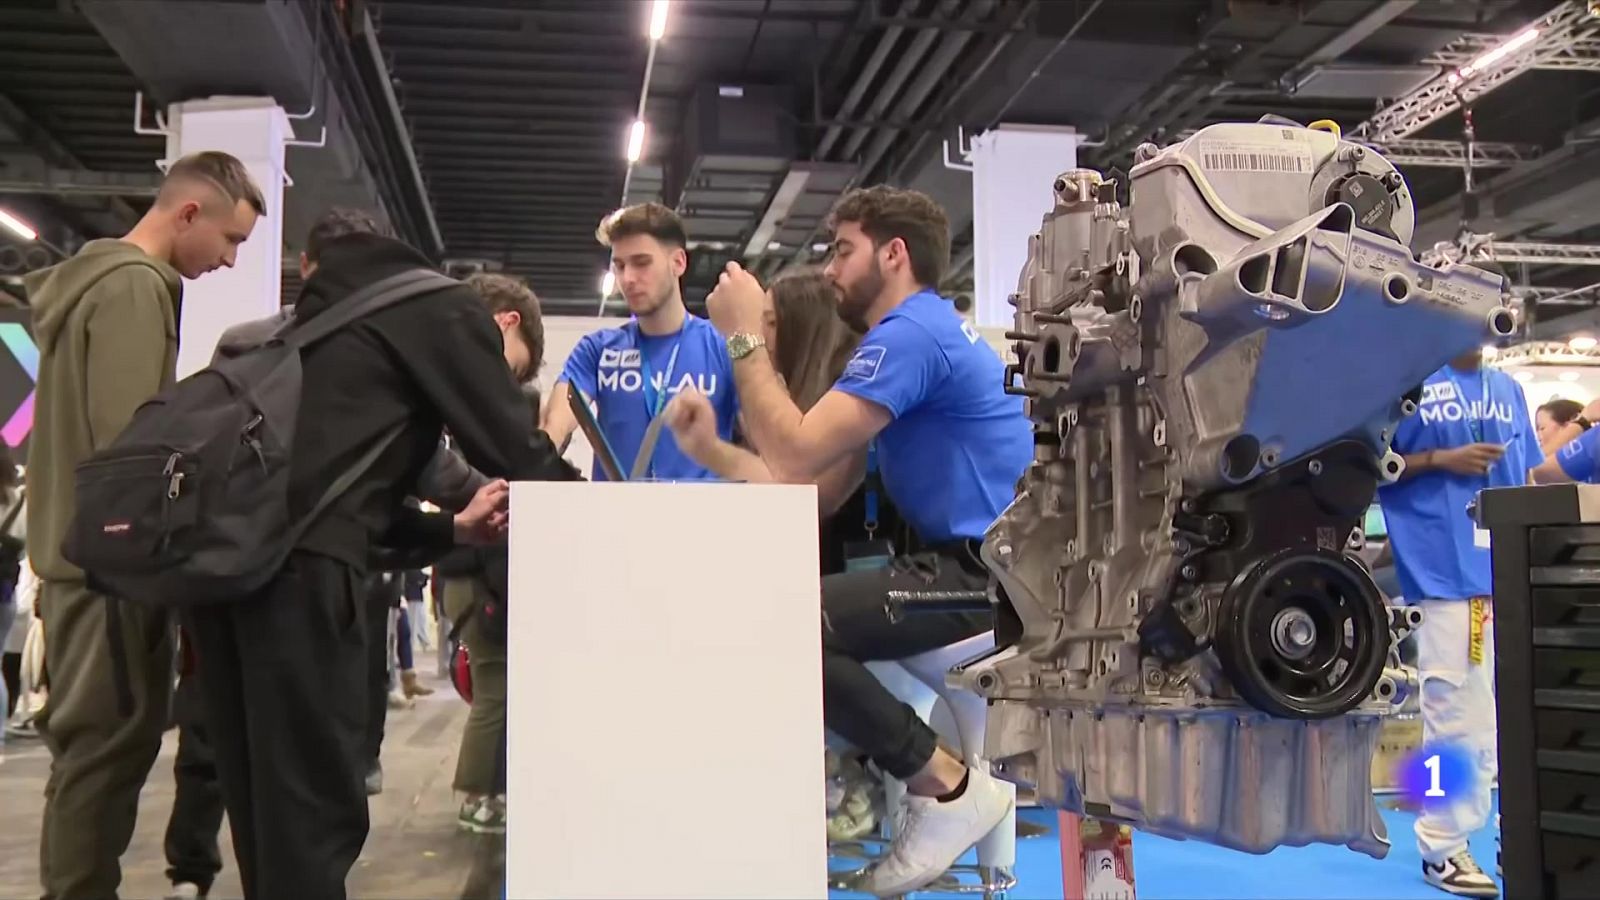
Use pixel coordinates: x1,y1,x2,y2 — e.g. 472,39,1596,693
365,592,393,765
822,545,991,779
186,552,370,900
164,674,225,893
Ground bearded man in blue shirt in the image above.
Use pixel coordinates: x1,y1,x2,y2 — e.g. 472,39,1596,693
1381,344,1541,898
665,187,1032,896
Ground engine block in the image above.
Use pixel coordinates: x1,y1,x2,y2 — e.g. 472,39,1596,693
951,121,1511,858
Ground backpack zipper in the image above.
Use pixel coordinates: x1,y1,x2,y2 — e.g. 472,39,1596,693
163,452,185,500
241,414,269,474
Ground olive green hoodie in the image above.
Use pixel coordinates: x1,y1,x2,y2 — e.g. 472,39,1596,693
22,239,181,582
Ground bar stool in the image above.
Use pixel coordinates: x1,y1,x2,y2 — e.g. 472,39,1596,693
833,631,1018,898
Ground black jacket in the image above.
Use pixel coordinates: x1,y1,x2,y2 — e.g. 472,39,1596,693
287,232,578,569
215,309,491,514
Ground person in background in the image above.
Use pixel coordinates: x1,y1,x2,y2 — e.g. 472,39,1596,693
1380,344,1541,898
24,150,262,900
393,585,432,701
540,203,738,480
403,569,432,653
1534,397,1593,456
666,186,1031,896
162,628,224,900
5,557,42,739
0,440,23,763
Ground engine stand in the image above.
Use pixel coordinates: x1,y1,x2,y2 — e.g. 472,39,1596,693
1058,813,1137,900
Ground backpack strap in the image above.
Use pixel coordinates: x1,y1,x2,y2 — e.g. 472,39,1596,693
283,268,462,350
278,268,463,552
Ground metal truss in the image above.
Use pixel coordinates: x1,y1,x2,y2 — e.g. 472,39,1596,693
1427,31,1600,72
1515,282,1600,306
1424,233,1600,268
1356,138,1542,168
1489,341,1600,366
1350,1,1600,143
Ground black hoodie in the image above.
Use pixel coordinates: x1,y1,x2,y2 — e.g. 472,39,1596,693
287,232,578,569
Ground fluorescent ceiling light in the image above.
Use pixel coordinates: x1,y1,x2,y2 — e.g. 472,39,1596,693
0,209,38,242
1448,27,1540,83
626,120,647,163
811,242,830,254
1571,335,1598,352
1561,371,1580,382
649,1,670,42
601,270,616,297
1482,344,1499,359
1514,370,1534,382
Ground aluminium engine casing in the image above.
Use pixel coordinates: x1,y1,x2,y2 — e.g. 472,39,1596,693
951,121,1512,858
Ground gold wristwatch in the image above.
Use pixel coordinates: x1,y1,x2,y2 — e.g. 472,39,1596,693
727,332,767,361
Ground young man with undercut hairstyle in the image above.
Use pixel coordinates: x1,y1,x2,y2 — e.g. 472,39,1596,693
666,186,1033,896
541,202,739,480
23,150,263,900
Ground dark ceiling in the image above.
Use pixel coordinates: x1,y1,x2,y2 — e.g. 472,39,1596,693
0,0,1596,325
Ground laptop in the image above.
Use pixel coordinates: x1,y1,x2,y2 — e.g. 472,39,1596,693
566,387,672,482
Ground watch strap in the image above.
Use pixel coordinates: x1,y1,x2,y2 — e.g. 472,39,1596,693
1580,416,1594,432
728,332,766,360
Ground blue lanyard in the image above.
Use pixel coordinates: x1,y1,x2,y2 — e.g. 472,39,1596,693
864,442,880,537
1444,367,1492,445
638,331,684,419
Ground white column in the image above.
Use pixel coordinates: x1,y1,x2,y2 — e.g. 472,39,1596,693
506,481,827,899
969,125,1081,328
163,96,290,378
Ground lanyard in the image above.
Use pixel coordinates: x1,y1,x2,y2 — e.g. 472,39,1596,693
635,324,684,480
638,331,684,419
864,442,881,538
1443,367,1492,446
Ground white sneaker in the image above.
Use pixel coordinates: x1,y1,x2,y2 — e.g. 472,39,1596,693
1423,850,1499,897
164,883,204,900
862,765,1013,897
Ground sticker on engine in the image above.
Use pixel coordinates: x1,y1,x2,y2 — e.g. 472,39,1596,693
1200,139,1314,174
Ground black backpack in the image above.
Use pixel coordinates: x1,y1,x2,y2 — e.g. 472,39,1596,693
62,268,461,607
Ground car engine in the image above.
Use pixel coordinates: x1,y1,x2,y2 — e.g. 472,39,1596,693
948,120,1513,858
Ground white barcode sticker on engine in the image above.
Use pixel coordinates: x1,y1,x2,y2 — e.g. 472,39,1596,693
1200,139,1313,174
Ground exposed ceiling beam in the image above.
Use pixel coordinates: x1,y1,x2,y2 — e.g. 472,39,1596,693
0,164,161,197
0,92,141,235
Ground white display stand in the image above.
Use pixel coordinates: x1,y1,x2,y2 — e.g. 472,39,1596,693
505,481,827,899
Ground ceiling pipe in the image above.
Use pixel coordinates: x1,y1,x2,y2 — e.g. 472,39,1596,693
853,0,993,184
814,0,915,161
838,0,963,162
885,0,1041,185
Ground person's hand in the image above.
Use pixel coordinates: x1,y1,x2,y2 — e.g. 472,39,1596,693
1435,442,1507,476
705,261,766,337
1582,397,1600,423
663,390,719,460
454,479,510,545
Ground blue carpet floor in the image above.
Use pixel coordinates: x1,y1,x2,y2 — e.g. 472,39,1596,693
831,794,1502,899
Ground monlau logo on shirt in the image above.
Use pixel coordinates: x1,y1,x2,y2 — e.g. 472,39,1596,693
598,368,718,397
1417,382,1516,428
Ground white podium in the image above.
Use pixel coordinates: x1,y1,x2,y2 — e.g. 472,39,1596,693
505,481,828,899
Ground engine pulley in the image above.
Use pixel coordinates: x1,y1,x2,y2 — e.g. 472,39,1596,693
1214,549,1388,719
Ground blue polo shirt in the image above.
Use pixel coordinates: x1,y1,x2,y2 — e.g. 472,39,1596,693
831,290,1032,544
1555,424,1600,482
559,314,738,481
1378,364,1541,602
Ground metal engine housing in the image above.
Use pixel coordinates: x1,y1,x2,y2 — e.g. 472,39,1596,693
952,121,1511,858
